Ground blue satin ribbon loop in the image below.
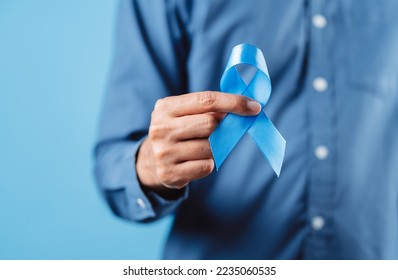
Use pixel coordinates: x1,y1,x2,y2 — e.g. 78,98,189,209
209,44,286,176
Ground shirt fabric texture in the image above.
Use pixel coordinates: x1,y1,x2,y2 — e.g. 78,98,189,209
95,0,398,259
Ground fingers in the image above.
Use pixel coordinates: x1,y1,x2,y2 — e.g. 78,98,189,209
158,159,215,189
156,91,261,117
150,137,214,188
146,90,258,190
151,138,212,165
150,114,219,141
172,114,219,140
172,139,213,162
175,159,215,183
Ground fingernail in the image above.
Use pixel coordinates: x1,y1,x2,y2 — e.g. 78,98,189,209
247,100,261,113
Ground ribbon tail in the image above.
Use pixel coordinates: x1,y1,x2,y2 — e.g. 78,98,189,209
209,113,256,170
247,112,286,176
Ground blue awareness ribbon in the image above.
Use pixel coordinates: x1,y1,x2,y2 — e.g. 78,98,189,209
209,44,286,176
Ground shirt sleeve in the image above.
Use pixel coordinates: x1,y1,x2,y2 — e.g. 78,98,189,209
94,0,192,222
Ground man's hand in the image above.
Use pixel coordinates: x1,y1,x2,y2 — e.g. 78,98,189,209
136,91,261,193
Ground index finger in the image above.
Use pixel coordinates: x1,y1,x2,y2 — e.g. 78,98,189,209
164,91,261,117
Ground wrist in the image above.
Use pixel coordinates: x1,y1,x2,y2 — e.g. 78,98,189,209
136,137,161,188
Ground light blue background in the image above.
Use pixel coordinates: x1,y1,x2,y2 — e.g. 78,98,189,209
0,1,171,259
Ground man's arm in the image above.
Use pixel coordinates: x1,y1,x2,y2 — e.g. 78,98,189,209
94,0,260,223
94,0,192,222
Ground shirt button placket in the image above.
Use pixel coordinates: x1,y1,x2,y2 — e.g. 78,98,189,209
305,1,337,259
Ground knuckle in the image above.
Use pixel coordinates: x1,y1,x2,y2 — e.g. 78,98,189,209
149,122,169,139
154,98,167,112
153,147,169,162
234,96,247,112
195,141,210,155
205,115,218,131
148,123,161,139
156,166,171,184
201,160,214,175
198,91,217,108
150,110,158,121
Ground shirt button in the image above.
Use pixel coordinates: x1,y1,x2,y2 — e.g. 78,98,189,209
314,145,329,160
313,77,328,92
312,14,327,29
136,198,146,209
312,216,325,231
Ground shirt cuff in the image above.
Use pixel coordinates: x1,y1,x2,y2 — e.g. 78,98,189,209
124,138,189,221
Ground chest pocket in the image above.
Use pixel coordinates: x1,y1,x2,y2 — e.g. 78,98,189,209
342,0,398,97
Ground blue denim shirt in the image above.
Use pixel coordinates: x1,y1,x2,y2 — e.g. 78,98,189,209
95,0,398,259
